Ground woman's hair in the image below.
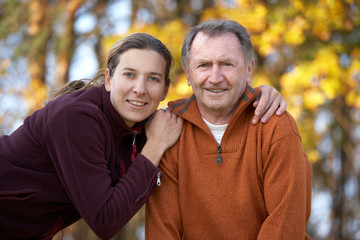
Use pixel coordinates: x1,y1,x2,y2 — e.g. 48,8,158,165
181,19,255,70
46,33,174,103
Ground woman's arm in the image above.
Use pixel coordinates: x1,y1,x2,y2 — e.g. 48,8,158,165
252,85,287,124
45,107,182,240
141,108,183,167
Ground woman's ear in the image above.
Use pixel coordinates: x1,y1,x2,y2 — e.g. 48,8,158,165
105,68,111,92
161,82,170,101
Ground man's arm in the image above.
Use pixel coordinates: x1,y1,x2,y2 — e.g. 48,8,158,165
145,150,183,239
252,85,287,124
258,113,312,239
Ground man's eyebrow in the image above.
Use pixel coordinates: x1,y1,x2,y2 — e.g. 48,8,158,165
192,59,211,65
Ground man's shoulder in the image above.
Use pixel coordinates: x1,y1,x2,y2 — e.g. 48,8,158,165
168,95,196,114
263,111,302,141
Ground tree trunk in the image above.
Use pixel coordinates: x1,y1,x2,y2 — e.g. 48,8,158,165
55,0,85,88
26,0,51,112
329,96,355,240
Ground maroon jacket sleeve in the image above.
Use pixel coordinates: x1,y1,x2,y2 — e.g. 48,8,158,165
44,106,159,239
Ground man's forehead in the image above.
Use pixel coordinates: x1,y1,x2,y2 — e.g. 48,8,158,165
189,32,242,59
193,31,238,44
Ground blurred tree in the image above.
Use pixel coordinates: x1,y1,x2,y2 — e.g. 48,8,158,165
0,0,112,126
119,0,360,239
1,0,360,239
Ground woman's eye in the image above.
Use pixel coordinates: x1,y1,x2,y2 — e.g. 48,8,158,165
124,72,135,78
149,76,160,82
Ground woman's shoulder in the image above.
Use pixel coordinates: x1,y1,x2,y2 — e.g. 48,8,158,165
48,86,103,112
35,87,105,132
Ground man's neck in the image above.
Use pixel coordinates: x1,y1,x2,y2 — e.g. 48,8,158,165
197,104,235,125
199,110,232,125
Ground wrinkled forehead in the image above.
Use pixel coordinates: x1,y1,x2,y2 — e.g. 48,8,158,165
191,31,241,49
190,32,243,56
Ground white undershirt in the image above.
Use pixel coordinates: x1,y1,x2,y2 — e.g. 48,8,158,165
202,117,228,144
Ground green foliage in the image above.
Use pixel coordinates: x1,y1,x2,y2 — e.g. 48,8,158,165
0,0,28,37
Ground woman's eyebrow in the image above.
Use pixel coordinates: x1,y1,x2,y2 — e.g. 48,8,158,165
121,67,163,78
121,67,136,71
149,72,163,78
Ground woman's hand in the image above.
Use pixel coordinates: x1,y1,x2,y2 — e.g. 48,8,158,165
252,85,287,124
141,108,183,166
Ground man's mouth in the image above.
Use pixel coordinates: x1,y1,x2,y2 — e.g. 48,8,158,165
128,100,146,106
207,89,225,93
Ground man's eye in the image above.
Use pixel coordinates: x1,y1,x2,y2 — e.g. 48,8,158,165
198,63,208,68
222,62,233,67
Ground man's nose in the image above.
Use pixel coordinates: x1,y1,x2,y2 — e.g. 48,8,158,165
208,65,223,84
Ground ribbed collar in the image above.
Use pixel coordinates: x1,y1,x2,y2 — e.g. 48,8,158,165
168,84,259,130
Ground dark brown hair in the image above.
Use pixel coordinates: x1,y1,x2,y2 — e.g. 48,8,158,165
46,33,173,104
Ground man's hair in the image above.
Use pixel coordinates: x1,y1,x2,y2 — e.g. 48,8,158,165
181,19,255,70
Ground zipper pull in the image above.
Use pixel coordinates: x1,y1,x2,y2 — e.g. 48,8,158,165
131,131,138,162
132,131,137,146
156,171,163,186
216,144,221,165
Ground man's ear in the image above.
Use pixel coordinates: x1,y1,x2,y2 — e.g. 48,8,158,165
246,60,255,83
105,68,111,92
183,65,192,86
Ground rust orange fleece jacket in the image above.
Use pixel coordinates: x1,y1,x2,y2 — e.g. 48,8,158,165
145,86,312,240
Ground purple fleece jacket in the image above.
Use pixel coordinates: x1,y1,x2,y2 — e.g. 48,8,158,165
0,85,160,239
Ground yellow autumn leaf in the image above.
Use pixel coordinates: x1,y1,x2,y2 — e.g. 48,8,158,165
284,16,308,45
292,0,304,11
346,91,357,106
175,76,192,96
252,72,271,87
307,149,320,163
320,77,344,100
303,88,326,110
24,79,48,111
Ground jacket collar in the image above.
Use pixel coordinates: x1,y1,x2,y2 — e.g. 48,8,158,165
168,84,259,128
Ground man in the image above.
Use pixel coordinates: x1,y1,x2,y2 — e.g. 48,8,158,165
145,20,312,239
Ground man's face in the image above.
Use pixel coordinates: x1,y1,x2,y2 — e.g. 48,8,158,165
184,32,254,124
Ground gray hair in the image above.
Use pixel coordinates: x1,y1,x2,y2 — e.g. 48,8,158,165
181,19,255,70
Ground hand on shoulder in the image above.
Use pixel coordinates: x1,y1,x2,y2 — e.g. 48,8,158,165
142,109,183,166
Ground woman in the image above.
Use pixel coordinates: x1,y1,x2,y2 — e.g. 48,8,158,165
0,33,285,239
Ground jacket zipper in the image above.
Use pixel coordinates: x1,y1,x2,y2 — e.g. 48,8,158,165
131,131,138,162
156,171,163,186
216,144,222,165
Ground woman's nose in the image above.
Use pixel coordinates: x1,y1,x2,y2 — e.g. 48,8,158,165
133,78,146,95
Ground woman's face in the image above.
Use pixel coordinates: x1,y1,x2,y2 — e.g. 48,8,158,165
105,49,168,127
